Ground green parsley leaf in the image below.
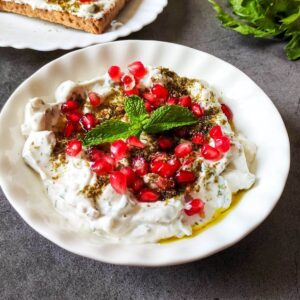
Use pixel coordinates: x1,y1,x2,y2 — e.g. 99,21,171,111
125,96,148,123
143,105,198,134
208,0,300,60
83,119,139,146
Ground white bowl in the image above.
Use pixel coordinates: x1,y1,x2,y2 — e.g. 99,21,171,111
0,40,290,266
0,0,168,51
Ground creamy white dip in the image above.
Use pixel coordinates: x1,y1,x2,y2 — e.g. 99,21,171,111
3,0,118,19
21,66,256,243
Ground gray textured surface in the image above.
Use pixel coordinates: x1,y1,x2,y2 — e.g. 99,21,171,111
0,1,299,299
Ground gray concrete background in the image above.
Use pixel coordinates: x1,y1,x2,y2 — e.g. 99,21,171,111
0,1,299,299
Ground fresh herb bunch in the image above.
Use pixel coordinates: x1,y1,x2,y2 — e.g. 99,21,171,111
83,96,198,146
208,0,300,60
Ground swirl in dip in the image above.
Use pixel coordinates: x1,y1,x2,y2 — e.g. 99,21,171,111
21,62,256,243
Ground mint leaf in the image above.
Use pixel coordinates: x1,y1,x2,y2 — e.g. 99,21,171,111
125,96,148,123
83,119,139,146
143,105,197,134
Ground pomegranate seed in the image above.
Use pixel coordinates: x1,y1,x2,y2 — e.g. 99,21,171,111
128,61,147,79
120,167,136,186
144,101,153,112
143,92,157,104
102,154,116,168
121,73,135,91
63,122,76,138
157,136,173,150
80,113,96,131
108,65,121,82
221,103,233,120
175,171,196,184
131,177,144,192
157,177,175,191
192,133,205,145
88,92,102,107
91,158,113,176
88,148,105,162
61,100,79,113
184,199,205,216
150,160,165,174
110,140,128,160
158,161,178,177
132,156,149,176
168,157,181,172
191,103,204,118
66,111,82,123
151,84,169,101
65,139,82,157
183,156,195,167
127,136,145,149
138,189,160,202
110,171,127,194
178,96,192,107
174,142,193,158
166,97,178,105
174,127,189,138
209,125,223,139
125,88,139,96
215,136,231,153
201,144,221,160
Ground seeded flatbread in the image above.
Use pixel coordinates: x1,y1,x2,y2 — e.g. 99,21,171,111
0,0,126,34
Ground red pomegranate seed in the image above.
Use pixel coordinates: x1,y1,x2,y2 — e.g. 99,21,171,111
80,113,96,131
110,140,128,160
66,111,82,123
127,136,145,149
91,158,114,176
166,97,178,105
110,171,127,194
175,171,196,184
209,125,223,139
157,177,175,191
174,142,193,158
61,100,79,113
157,136,173,150
143,92,158,104
221,103,233,120
174,127,189,138
125,88,139,96
201,144,221,160
132,156,149,176
65,139,82,157
184,199,205,216
138,189,160,202
120,166,136,186
102,154,116,168
168,157,182,172
144,101,153,112
191,103,204,118
121,73,135,91
158,161,178,177
151,84,169,101
108,65,122,82
88,92,102,107
183,156,195,167
131,177,144,192
178,96,192,107
63,122,77,138
192,133,205,145
215,136,231,153
128,61,147,79
150,160,164,174
88,148,105,162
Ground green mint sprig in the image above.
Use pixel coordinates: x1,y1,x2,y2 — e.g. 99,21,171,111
83,96,197,146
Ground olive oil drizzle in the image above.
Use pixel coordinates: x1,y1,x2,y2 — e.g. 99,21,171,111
160,191,245,244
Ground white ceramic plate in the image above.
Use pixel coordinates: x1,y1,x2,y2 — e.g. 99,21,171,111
0,40,290,266
0,0,167,51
